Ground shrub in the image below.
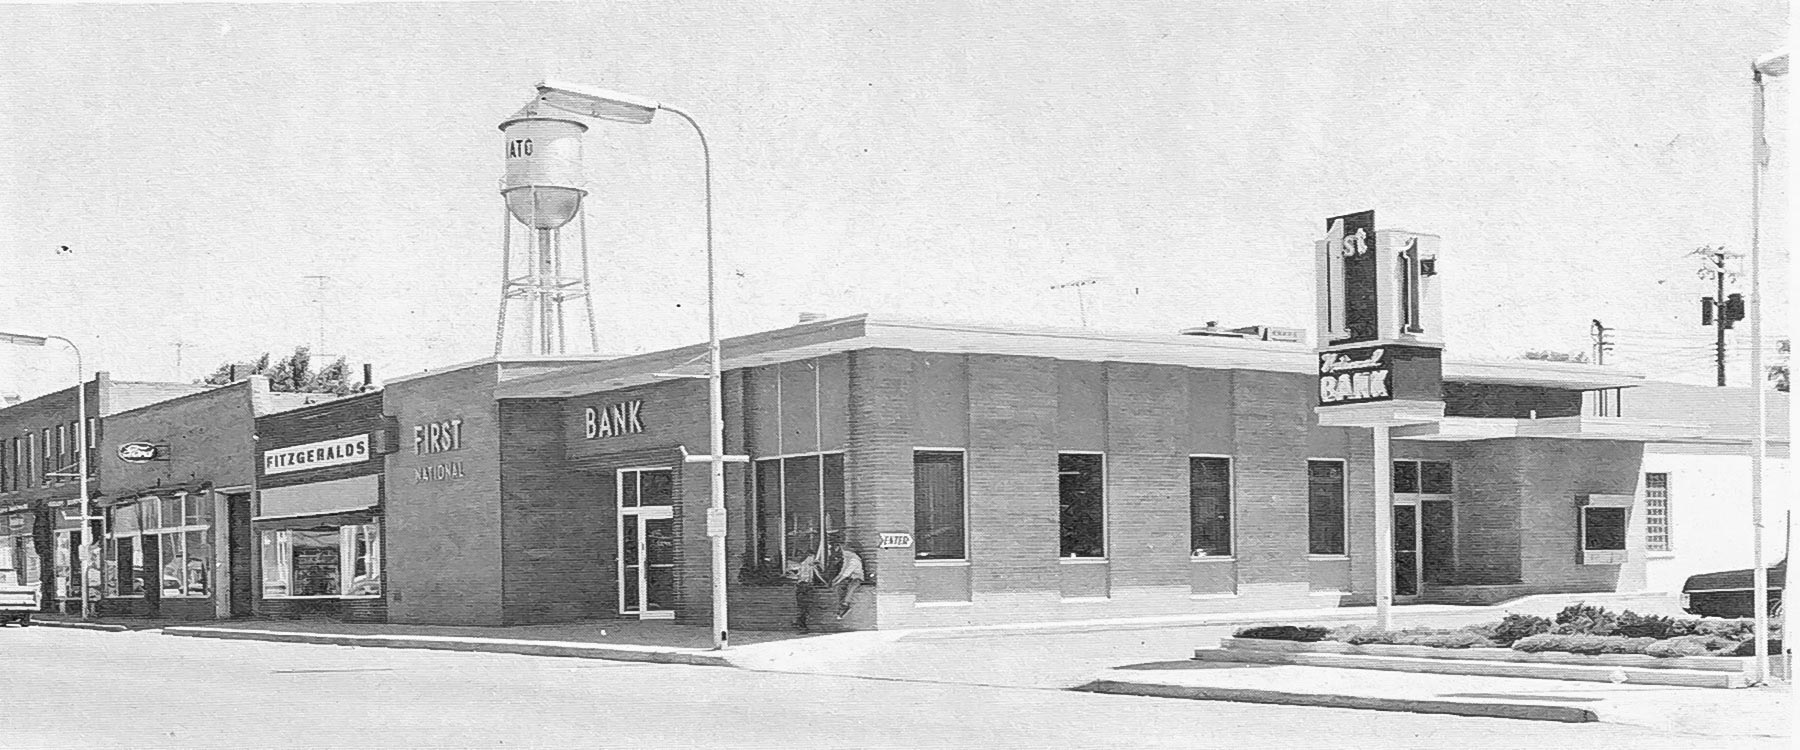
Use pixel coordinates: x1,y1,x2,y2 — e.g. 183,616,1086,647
1234,625,1330,642
1511,633,1656,655
1553,602,1619,636
1613,611,1679,640
1691,619,1756,641
1730,638,1783,657
1490,613,1553,646
1643,635,1742,658
1408,631,1498,649
1330,627,1496,649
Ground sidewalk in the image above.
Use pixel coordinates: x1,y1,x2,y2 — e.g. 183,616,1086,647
32,593,1785,737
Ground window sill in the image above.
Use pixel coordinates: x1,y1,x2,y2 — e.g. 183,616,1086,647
914,600,973,608
263,594,383,601
1059,596,1111,603
914,559,970,567
1058,557,1109,565
1307,554,1350,561
1189,593,1239,600
1190,555,1236,563
1308,590,1349,596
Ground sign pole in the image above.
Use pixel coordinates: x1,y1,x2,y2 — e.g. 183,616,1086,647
1372,424,1393,630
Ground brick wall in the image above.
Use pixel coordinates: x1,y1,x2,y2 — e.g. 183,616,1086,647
1514,438,1643,591
499,398,605,625
383,365,504,625
1230,369,1314,589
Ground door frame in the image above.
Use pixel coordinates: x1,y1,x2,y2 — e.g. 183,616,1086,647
616,466,676,620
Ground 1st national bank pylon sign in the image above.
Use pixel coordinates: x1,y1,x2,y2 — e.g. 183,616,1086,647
1314,211,1445,427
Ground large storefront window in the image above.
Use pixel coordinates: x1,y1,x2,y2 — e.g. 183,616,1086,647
1058,453,1105,559
104,495,211,598
260,524,381,598
749,453,845,572
2,516,37,588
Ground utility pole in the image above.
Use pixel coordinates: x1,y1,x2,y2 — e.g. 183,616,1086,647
1050,278,1098,327
1694,247,1744,386
1590,319,1615,415
303,275,330,356
1589,319,1613,366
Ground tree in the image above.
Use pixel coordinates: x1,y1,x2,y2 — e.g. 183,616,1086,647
1771,339,1790,393
199,346,360,394
1519,350,1590,364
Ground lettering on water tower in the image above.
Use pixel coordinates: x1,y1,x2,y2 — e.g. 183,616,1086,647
506,138,534,158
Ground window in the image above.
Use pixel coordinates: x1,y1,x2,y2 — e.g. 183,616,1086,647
56,423,66,479
1582,508,1628,552
2,518,37,587
749,452,846,571
1308,460,1347,555
1190,457,1233,557
1058,453,1105,559
1421,462,1452,494
104,495,212,598
41,428,51,483
1393,460,1452,495
913,451,966,561
1644,473,1670,552
1,439,9,492
260,524,382,598
25,432,36,487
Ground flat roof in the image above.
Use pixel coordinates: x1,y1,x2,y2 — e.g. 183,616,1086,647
497,314,1648,399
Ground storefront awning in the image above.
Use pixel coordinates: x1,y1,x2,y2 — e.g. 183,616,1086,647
1392,416,1708,442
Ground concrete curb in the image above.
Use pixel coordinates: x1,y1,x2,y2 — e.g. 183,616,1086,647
161,626,737,668
30,619,131,633
1071,679,1599,723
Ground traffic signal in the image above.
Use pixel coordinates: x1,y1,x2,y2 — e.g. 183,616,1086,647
1703,296,1715,326
1724,293,1746,329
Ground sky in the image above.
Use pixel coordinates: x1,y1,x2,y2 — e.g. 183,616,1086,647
0,1,1791,400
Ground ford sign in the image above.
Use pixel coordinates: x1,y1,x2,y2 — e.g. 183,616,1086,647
117,442,160,463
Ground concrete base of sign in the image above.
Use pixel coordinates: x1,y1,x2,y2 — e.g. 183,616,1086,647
1313,400,1444,428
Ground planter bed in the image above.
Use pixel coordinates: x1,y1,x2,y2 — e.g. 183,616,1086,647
1198,637,1783,688
1217,637,1755,673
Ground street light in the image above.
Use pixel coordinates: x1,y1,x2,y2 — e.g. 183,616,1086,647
532,79,742,650
1,331,94,621
1747,49,1786,685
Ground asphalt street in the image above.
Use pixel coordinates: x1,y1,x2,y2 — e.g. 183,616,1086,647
1,627,1780,749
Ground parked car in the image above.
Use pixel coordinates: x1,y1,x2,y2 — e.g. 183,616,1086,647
1681,558,1786,618
0,561,40,626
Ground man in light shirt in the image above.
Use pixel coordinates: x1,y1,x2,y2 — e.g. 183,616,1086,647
791,540,865,632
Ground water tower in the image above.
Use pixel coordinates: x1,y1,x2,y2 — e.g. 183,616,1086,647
495,98,599,355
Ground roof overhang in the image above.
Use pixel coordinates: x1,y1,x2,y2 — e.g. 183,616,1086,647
1393,416,1709,442
494,314,1653,400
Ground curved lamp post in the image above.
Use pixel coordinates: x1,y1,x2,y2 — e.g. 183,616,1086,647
530,80,743,650
0,331,93,621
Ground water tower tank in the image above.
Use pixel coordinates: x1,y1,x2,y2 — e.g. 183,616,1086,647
499,100,588,230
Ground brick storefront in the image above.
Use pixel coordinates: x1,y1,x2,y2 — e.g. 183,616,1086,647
376,316,1699,630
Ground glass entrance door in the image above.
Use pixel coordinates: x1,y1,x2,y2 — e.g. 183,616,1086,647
618,469,676,619
1393,503,1419,599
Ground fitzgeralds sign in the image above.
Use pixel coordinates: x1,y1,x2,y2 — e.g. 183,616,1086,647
1318,347,1392,405
264,434,370,475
